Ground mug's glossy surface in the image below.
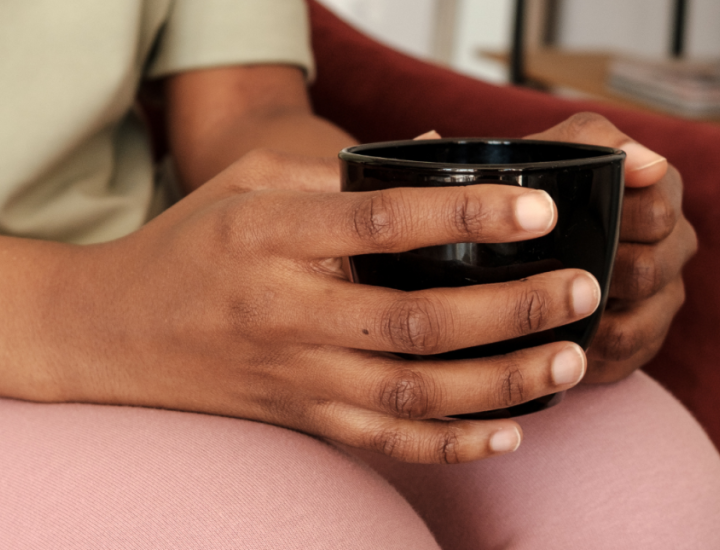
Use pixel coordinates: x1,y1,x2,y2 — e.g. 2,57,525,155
340,138,625,419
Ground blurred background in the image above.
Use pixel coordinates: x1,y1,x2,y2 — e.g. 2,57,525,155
317,0,720,119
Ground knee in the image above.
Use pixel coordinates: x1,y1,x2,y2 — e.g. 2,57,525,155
0,400,440,549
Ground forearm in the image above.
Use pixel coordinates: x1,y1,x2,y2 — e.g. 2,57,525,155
173,110,356,192
165,65,357,193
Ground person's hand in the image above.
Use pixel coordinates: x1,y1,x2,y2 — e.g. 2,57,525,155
62,150,601,464
527,113,697,383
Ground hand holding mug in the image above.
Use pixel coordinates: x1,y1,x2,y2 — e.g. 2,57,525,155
65,149,597,464
527,113,698,383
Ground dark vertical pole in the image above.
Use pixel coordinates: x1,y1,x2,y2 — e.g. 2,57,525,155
510,0,527,85
542,0,562,47
671,0,688,58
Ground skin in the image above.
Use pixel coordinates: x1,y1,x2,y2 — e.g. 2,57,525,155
0,66,696,464
527,114,697,382
164,65,355,192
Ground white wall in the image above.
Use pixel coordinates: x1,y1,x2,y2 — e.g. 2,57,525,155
686,0,720,58
315,0,437,59
317,0,514,83
559,0,672,58
451,0,513,83
559,0,720,59
317,0,720,86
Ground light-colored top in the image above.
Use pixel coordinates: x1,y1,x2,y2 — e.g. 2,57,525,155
0,0,314,244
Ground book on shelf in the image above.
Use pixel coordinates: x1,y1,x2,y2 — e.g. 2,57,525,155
607,57,720,119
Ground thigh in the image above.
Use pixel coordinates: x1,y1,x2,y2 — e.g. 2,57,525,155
352,371,720,550
0,398,440,550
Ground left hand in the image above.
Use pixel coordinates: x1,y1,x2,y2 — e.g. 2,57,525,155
526,113,697,383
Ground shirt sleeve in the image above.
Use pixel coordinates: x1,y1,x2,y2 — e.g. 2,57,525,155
146,0,315,80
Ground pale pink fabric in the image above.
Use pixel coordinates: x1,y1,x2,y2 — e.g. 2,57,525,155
1,371,719,549
0,400,439,549
355,371,720,549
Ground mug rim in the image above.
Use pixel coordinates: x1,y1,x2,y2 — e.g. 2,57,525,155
339,138,626,172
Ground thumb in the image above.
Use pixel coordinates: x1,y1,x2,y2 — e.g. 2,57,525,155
413,130,442,140
526,112,667,188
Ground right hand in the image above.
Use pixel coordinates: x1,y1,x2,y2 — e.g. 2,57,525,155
59,150,600,464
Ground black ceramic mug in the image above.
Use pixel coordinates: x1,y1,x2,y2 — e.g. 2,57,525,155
340,138,625,419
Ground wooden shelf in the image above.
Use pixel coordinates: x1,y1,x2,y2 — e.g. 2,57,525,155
479,48,720,123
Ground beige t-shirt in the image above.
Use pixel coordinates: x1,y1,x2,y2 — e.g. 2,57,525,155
0,0,314,244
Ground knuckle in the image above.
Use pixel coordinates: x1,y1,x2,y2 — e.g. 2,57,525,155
351,191,405,251
628,247,664,299
377,369,437,419
433,429,462,465
497,363,526,407
225,293,274,338
371,428,409,460
513,286,551,334
380,296,448,355
371,426,463,464
255,387,307,425
595,323,642,362
215,194,273,255
642,190,677,240
452,189,489,238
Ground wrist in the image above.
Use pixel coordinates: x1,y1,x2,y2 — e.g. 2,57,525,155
0,238,100,401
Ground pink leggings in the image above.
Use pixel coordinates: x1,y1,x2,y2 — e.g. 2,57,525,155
2,371,719,549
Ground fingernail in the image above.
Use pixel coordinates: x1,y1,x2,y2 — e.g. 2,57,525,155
622,142,667,173
515,191,555,233
489,427,522,453
551,344,586,386
572,274,601,316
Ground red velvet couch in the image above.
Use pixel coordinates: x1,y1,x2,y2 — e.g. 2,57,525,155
308,1,720,448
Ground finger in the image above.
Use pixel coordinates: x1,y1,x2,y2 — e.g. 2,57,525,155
620,165,683,243
610,217,697,301
586,332,666,385
306,401,524,463
586,276,685,382
317,341,585,420
525,112,667,188
242,184,558,259
288,269,600,355
414,130,442,140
